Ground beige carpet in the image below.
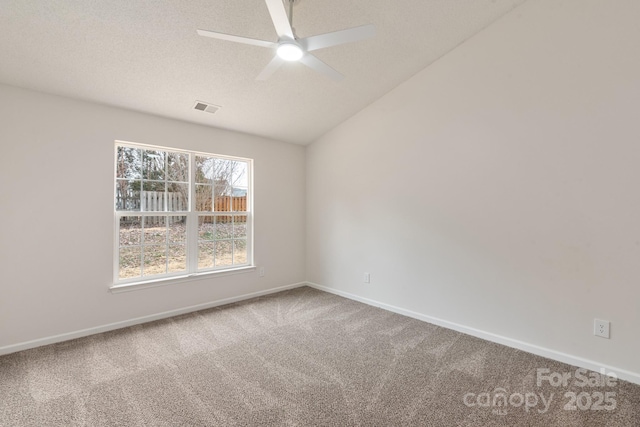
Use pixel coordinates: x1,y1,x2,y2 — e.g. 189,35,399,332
1,286,639,426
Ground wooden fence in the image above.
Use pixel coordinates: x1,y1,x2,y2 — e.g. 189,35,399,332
142,191,185,213
203,196,247,224
210,196,247,212
118,191,247,226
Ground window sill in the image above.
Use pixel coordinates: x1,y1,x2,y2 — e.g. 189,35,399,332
109,266,257,294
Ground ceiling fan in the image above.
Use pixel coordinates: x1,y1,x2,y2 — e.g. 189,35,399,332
197,0,375,81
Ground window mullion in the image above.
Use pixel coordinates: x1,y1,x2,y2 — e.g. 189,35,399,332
187,153,198,274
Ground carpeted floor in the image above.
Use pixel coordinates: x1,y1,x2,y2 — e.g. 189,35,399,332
1,286,639,426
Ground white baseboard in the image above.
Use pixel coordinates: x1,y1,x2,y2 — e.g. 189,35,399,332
0,282,306,356
305,282,640,386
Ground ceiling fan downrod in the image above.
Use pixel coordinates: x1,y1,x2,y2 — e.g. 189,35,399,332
288,0,294,28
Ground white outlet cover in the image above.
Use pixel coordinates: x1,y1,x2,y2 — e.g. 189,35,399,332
594,319,610,339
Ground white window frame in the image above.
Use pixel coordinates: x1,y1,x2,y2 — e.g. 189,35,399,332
112,141,253,290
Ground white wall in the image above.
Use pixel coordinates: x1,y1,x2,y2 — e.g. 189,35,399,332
0,84,305,349
307,0,640,379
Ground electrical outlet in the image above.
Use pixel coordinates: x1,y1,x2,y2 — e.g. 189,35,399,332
363,272,370,283
258,267,265,277
594,319,610,339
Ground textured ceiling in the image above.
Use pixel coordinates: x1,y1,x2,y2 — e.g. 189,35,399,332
0,0,527,144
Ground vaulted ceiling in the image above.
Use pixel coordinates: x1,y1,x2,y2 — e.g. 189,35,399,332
0,0,527,144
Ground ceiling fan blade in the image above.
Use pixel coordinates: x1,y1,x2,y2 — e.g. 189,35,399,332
197,29,276,48
300,24,375,52
264,0,294,40
299,54,344,82
257,55,285,80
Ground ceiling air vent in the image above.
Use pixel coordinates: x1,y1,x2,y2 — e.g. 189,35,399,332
193,101,221,114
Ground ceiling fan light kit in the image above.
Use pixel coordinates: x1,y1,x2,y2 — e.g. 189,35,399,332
277,43,303,61
197,0,375,81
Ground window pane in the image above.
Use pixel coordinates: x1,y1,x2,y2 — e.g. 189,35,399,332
214,159,233,196
167,152,189,182
143,245,167,276
119,246,142,279
198,216,215,240
195,156,215,184
213,196,233,212
230,161,248,187
167,183,188,212
234,239,247,265
141,185,166,212
142,180,165,192
216,216,233,239
119,216,141,246
233,215,247,238
215,240,232,267
196,184,212,212
216,181,232,196
117,147,141,179
198,242,214,269
168,245,186,273
143,217,166,244
116,180,141,211
168,217,186,243
143,150,165,180
214,196,233,212
214,159,234,188
232,189,247,212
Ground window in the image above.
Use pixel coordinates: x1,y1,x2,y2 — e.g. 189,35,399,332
114,142,252,285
